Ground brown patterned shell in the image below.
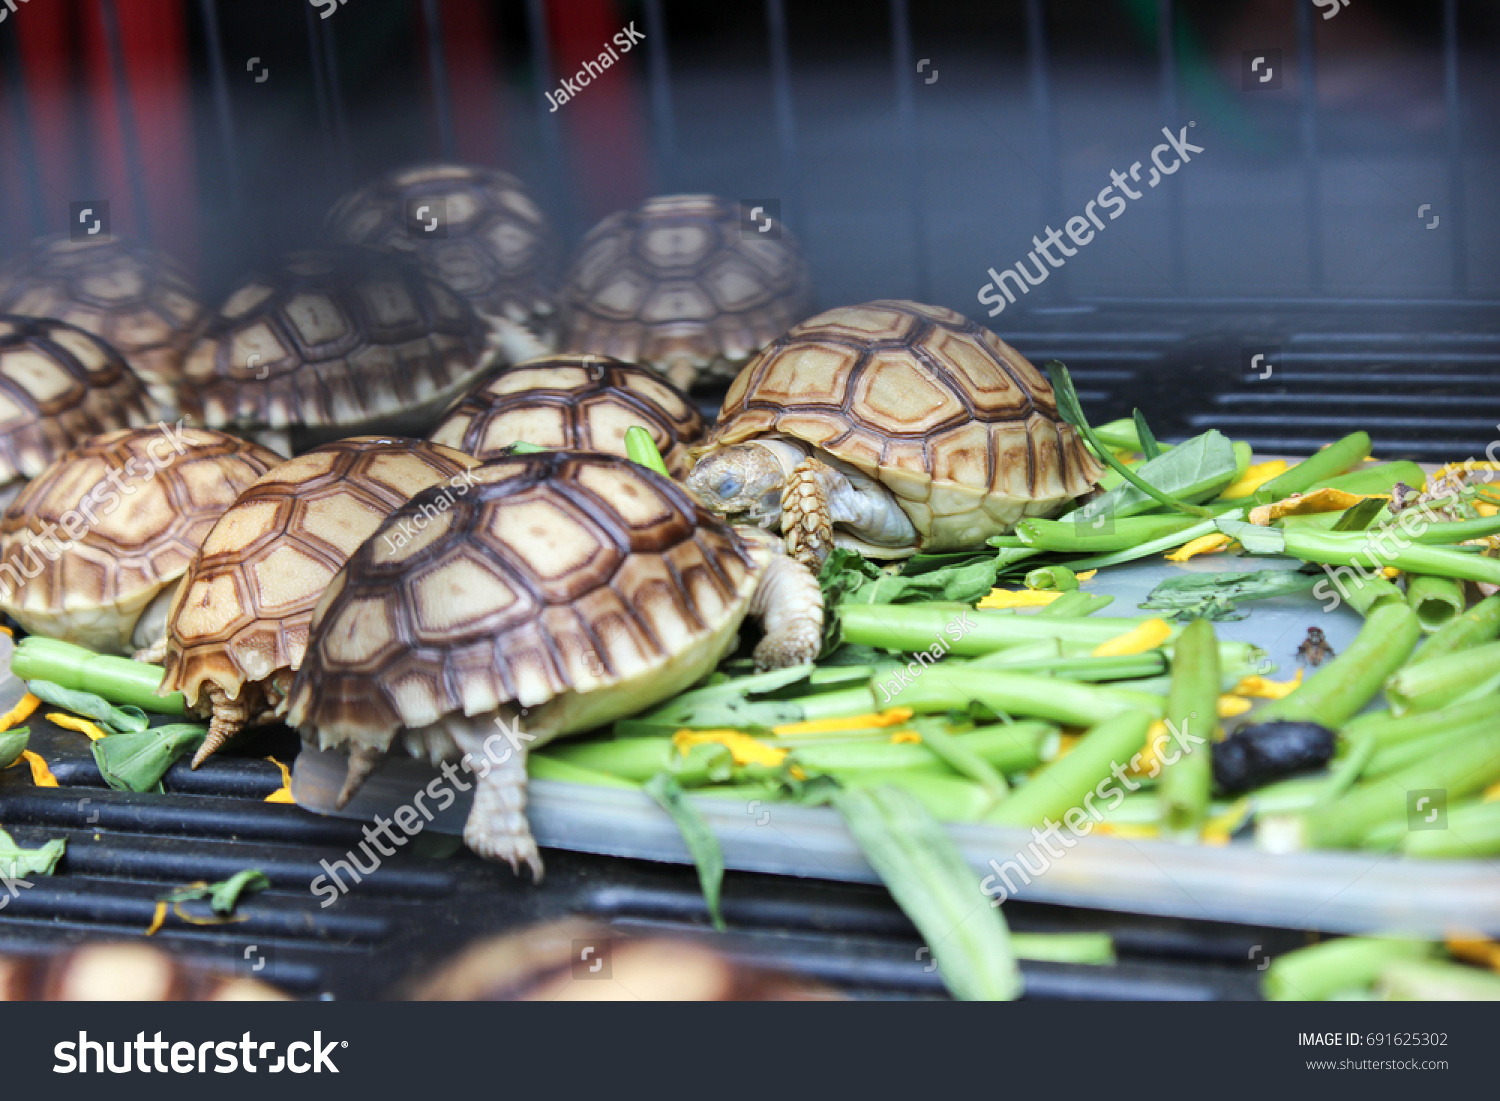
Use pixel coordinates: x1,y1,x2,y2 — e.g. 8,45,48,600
0,237,203,411
160,437,478,709
557,194,813,388
0,315,154,490
325,164,560,342
704,300,1104,548
288,452,760,744
429,354,705,476
180,247,493,431
0,428,282,651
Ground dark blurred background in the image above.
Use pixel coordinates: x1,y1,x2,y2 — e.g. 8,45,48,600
2,0,1498,454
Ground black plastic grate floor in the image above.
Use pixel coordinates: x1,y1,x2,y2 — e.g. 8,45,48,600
0,715,1303,1000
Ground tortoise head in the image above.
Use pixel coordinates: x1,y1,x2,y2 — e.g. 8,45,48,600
686,443,786,527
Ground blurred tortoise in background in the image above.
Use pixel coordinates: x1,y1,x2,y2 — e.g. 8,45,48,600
287,451,824,877
687,300,1105,569
557,194,813,391
159,437,478,767
0,236,203,414
429,354,704,476
0,427,281,654
0,316,154,511
179,247,496,454
325,164,561,363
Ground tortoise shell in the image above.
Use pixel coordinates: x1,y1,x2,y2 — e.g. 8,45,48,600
0,315,154,492
703,300,1104,548
0,237,203,412
179,247,493,432
287,452,760,746
325,163,561,346
557,194,813,388
160,437,478,712
429,354,705,475
0,427,282,652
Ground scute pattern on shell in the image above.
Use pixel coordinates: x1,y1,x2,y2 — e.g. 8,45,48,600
0,428,282,633
160,438,479,709
180,247,492,430
289,452,759,745
706,299,1104,547
429,354,704,475
0,315,154,486
0,237,202,406
325,164,560,338
558,194,813,385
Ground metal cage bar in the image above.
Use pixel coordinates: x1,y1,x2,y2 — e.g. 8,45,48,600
1024,0,1066,301
764,0,800,231
419,0,459,162
198,0,241,212
889,0,929,302
1294,0,1322,292
1157,0,1184,293
642,0,677,190
97,0,153,242
1443,0,1468,295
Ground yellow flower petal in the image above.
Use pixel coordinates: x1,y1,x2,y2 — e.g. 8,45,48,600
48,712,109,741
1165,534,1235,562
773,708,913,736
977,588,1062,610
21,750,57,787
1217,695,1252,718
145,900,168,937
1248,488,1383,526
673,729,787,768
1126,720,1169,780
889,730,922,745
0,693,39,732
264,756,296,803
1477,502,1499,518
1445,937,1500,974
1219,460,1288,500
1075,570,1097,583
1233,669,1303,700
1381,566,1400,579
0,625,11,636
1094,822,1161,840
1483,780,1500,803
1093,618,1172,657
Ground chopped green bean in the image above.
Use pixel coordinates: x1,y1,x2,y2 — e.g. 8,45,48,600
1249,432,1370,503
1157,618,1220,840
1254,602,1421,729
1406,575,1465,632
988,710,1153,828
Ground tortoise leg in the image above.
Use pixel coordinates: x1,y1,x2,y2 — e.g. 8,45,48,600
132,637,169,665
750,551,824,670
664,360,697,392
191,684,253,769
335,743,387,809
781,458,837,571
449,720,545,881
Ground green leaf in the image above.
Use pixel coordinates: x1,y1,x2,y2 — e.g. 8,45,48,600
210,869,270,915
830,785,1022,1000
1332,497,1387,532
645,773,726,931
1140,569,1320,621
27,680,149,733
0,827,65,880
91,723,207,792
1069,429,1239,526
161,868,270,916
1215,518,1288,556
1046,362,1211,518
1132,409,1162,460
0,727,28,770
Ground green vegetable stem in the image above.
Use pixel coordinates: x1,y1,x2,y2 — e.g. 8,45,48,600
1157,618,1219,841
